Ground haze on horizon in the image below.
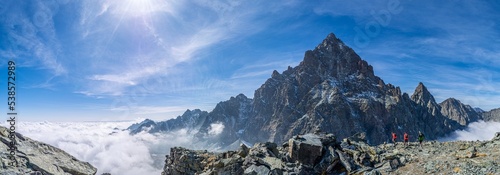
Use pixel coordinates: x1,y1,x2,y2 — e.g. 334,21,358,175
0,0,499,121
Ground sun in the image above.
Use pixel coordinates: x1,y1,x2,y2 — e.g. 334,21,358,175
122,0,167,17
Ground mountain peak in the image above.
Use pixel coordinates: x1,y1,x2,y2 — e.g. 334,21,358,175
414,82,428,93
442,98,460,104
315,33,346,52
412,82,433,101
440,97,481,126
411,82,441,115
325,33,338,41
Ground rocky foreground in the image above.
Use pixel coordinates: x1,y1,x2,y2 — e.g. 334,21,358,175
0,126,97,175
162,132,500,175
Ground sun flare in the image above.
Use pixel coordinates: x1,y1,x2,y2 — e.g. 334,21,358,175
121,0,168,17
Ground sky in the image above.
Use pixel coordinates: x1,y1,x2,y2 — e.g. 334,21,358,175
1,0,499,121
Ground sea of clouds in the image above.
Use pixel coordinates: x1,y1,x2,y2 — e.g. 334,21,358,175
439,120,500,142
2,119,219,175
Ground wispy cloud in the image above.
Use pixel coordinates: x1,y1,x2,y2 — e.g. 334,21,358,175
73,0,279,97
110,105,189,116
0,1,66,77
231,58,300,79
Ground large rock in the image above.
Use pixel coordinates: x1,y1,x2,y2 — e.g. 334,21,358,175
288,134,323,165
162,147,214,175
0,126,97,175
243,165,270,175
493,132,500,141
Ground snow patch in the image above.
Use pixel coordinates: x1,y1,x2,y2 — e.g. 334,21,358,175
237,129,245,134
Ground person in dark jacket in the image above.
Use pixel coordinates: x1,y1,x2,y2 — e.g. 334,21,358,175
418,131,425,147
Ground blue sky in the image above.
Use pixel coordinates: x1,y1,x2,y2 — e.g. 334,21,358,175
1,0,499,121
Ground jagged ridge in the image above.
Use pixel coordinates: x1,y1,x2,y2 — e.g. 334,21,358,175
130,33,487,149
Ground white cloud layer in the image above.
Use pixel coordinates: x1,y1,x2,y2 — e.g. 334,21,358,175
1,120,220,175
439,120,500,142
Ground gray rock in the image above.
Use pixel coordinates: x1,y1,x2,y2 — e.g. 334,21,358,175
493,132,500,141
482,108,500,122
0,126,97,175
244,165,270,175
336,149,355,172
364,169,382,175
239,143,250,158
288,134,323,165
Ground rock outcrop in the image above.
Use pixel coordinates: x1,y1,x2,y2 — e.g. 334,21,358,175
0,126,97,175
482,108,500,122
162,132,500,175
439,98,482,126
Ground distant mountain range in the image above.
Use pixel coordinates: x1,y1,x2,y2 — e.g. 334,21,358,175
128,33,499,149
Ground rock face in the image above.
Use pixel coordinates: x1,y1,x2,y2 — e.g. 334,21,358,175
439,98,482,126
0,126,97,175
130,33,470,149
482,108,500,122
162,132,500,175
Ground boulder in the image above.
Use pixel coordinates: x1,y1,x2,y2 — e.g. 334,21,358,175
336,149,355,172
238,144,250,158
288,134,323,165
248,142,279,158
244,165,270,175
493,132,500,142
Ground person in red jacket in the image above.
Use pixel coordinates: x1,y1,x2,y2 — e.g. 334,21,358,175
404,132,409,147
392,132,397,146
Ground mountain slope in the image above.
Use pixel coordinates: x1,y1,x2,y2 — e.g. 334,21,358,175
130,33,467,148
482,108,500,122
439,98,482,126
0,126,97,175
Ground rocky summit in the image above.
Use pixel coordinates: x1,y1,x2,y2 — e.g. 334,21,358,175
0,126,97,175
162,131,500,175
129,33,490,149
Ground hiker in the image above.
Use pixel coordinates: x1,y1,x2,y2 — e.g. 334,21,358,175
418,131,425,147
404,132,409,147
392,132,397,146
